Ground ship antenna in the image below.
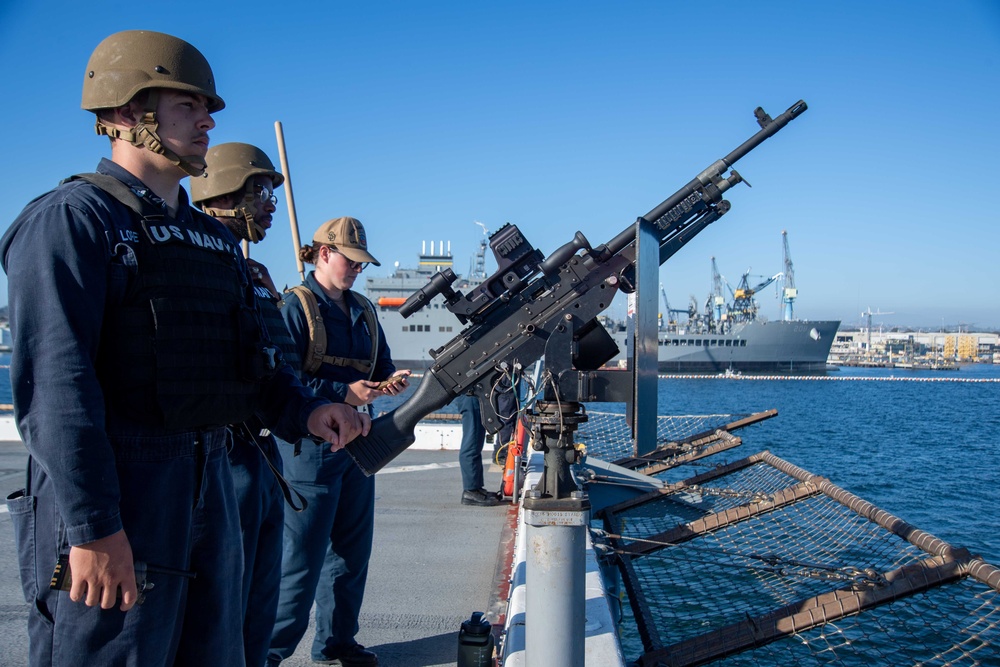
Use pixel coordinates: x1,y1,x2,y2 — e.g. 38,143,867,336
472,220,489,279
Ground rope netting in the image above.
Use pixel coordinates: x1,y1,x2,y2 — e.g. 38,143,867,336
592,445,1000,666
575,411,755,463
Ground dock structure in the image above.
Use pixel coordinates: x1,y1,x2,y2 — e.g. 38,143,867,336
830,328,1000,367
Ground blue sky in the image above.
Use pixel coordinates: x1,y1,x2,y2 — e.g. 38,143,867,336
1,1,998,330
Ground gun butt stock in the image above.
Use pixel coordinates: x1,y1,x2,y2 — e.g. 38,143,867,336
345,371,454,475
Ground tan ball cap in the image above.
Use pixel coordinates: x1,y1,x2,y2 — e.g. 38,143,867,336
314,217,380,266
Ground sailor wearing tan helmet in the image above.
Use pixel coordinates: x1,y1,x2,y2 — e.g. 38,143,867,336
1,30,369,666
192,142,301,667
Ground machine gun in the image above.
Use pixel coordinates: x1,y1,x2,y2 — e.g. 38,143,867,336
347,100,808,482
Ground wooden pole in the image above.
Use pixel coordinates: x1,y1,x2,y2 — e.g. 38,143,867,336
274,121,305,281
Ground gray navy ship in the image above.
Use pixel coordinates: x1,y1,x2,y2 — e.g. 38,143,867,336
608,315,840,374
610,233,840,373
368,229,839,374
365,236,489,370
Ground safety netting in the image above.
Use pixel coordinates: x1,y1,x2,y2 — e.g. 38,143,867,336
575,410,775,465
582,414,1000,666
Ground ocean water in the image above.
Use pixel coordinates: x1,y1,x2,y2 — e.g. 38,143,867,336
373,362,998,565
2,355,997,562
589,365,1000,665
639,365,1000,564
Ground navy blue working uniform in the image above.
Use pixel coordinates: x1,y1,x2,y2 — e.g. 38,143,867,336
229,418,284,667
268,272,393,665
458,395,489,492
231,277,302,667
1,159,331,667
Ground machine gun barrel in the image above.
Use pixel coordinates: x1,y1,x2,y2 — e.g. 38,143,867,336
346,100,808,475
603,99,807,258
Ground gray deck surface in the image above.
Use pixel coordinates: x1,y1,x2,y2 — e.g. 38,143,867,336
0,440,510,666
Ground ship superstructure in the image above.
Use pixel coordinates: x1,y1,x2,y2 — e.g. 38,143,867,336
612,233,840,373
366,235,487,369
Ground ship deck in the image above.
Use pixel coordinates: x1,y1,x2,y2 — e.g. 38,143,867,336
5,407,998,665
0,437,511,667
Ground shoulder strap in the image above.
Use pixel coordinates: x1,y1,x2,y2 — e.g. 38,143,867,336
286,285,326,376
62,173,161,252
68,172,160,220
347,290,380,381
284,285,375,377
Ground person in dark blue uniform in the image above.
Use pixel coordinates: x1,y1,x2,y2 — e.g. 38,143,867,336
0,31,369,667
268,217,410,667
191,142,298,667
457,394,501,506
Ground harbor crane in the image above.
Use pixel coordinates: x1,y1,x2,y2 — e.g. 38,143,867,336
781,230,796,321
710,257,727,324
861,307,894,361
471,221,489,279
659,282,689,329
730,270,783,323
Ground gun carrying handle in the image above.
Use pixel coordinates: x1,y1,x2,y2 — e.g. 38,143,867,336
539,231,591,277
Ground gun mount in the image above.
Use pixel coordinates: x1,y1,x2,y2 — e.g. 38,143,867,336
347,100,808,486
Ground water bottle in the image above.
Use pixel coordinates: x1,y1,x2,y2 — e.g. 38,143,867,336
457,611,495,667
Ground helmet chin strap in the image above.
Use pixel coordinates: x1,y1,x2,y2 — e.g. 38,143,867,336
201,184,266,242
94,90,208,177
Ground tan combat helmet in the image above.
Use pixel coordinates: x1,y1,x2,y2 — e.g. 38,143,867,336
191,143,284,243
82,30,224,177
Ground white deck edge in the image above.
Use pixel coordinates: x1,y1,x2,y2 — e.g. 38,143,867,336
502,450,626,666
410,422,464,450
0,415,19,442
0,415,467,450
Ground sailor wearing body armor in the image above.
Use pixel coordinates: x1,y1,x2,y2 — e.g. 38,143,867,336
0,30,368,667
191,142,300,667
192,142,300,368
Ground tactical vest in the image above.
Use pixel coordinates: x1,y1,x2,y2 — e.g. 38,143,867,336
72,173,273,431
284,285,379,379
255,285,302,373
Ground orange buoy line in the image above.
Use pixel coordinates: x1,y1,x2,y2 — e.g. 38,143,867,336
378,297,407,307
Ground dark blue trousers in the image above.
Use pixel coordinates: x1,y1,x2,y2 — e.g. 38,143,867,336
268,441,375,663
229,432,285,667
457,395,487,491
7,428,244,666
